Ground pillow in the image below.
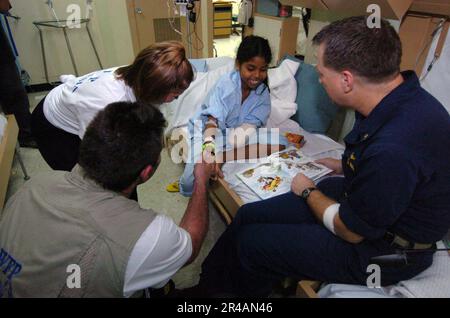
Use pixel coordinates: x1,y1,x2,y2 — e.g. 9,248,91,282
188,59,208,73
266,59,300,126
282,55,338,134
268,59,299,102
204,56,235,71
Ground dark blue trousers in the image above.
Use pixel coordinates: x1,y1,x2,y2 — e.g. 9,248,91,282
198,177,432,297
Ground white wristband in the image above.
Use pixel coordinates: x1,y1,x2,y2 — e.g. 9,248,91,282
322,203,340,235
204,136,215,144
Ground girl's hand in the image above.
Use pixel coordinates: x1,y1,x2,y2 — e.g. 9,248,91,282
202,149,216,164
314,158,343,175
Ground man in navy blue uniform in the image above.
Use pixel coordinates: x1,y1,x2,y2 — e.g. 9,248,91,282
189,16,450,297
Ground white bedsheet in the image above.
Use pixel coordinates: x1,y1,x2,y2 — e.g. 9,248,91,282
266,59,299,127
0,114,7,143
318,241,450,298
221,123,345,204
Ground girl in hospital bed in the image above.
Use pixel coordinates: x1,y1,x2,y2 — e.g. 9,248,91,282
167,35,286,196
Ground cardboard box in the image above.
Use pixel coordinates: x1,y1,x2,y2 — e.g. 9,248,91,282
410,0,450,16
279,0,450,19
399,15,449,74
256,0,280,17
282,0,450,76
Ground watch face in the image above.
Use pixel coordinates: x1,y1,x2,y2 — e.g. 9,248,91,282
301,189,310,199
302,187,316,199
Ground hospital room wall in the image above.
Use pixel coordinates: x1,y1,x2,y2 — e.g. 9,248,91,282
303,10,400,64
302,10,355,142
8,0,135,85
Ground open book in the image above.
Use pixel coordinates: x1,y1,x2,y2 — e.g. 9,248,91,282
236,147,332,200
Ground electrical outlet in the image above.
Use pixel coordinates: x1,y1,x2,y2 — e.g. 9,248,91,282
179,5,187,16
174,0,189,5
174,0,198,5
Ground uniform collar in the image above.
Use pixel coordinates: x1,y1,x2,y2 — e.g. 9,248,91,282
345,71,420,144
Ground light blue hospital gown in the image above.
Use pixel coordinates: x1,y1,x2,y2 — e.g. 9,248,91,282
179,69,287,196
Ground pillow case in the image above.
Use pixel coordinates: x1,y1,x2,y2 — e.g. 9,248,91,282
282,55,338,134
188,59,208,73
266,59,300,127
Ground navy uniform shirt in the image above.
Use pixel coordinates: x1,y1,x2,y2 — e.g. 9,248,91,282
339,71,450,244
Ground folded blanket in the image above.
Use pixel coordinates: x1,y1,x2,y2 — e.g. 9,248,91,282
267,59,299,127
0,114,7,143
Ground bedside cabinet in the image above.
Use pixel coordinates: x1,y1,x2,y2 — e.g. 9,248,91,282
213,1,233,38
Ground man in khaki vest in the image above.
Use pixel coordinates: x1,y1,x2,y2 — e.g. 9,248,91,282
0,101,214,297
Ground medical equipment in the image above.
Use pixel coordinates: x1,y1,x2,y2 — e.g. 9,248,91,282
35,0,103,84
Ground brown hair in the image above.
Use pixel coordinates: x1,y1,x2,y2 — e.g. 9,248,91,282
79,101,166,191
312,16,402,83
115,41,194,104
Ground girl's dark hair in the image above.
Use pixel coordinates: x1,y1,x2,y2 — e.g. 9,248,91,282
236,35,272,92
236,35,272,65
115,41,194,105
79,101,166,192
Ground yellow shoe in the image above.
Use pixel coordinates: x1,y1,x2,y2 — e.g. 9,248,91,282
166,181,180,193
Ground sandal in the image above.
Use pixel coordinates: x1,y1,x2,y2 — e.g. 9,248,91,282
166,181,180,193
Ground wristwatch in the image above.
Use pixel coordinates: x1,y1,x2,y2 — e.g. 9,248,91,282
301,187,317,200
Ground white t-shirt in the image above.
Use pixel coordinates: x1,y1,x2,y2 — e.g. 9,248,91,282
43,67,136,138
123,214,192,298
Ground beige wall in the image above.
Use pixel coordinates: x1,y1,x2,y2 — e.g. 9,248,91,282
304,9,401,64
124,0,212,58
304,9,353,64
201,0,214,58
93,0,135,67
8,0,134,85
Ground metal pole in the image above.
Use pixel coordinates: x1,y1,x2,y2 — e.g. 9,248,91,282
15,144,30,181
85,21,103,69
62,26,79,76
37,26,49,84
186,14,192,58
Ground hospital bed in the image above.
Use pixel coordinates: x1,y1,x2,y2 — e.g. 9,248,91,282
164,56,450,298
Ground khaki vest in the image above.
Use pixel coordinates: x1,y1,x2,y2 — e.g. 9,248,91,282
0,165,156,297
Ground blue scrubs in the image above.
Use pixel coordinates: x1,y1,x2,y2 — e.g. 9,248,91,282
180,70,286,196
196,71,450,296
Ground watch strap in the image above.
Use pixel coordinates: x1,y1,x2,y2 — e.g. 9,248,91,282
301,187,317,200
